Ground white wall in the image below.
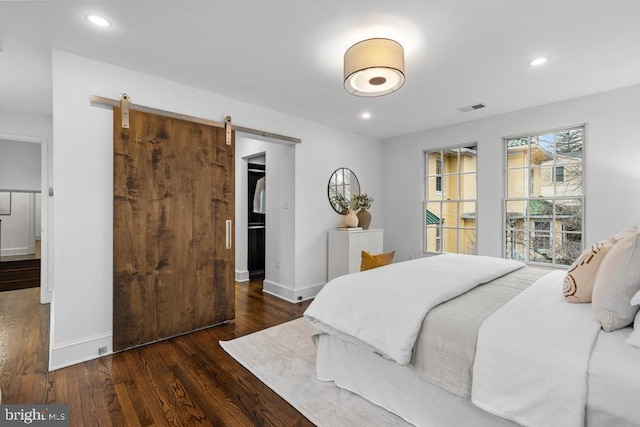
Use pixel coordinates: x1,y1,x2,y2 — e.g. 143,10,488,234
381,84,640,262
35,193,41,240
0,107,52,142
0,192,36,256
50,50,382,369
0,107,52,304
294,125,384,296
0,139,41,192
235,137,296,299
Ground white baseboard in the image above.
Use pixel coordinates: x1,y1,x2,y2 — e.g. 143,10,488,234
235,269,250,282
262,279,325,303
49,332,113,371
40,290,52,305
0,247,30,256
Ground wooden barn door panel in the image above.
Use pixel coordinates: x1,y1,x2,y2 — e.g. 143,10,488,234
113,108,234,351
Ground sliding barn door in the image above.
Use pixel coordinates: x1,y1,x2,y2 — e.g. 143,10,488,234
113,108,234,351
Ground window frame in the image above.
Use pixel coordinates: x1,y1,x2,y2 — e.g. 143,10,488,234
423,143,478,255
502,124,586,266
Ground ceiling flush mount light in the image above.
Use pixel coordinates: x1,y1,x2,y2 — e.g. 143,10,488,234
360,112,372,119
530,57,548,66
86,14,111,28
344,38,405,97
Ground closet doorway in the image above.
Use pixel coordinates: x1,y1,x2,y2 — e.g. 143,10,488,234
247,160,266,279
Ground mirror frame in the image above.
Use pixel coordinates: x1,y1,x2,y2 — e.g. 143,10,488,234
327,167,360,215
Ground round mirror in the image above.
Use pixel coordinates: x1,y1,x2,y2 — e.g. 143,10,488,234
327,167,360,214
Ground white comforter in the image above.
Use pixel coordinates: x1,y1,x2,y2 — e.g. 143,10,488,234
472,270,602,427
305,254,524,365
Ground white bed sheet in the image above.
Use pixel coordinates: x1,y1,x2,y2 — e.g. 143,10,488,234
316,333,518,427
587,327,640,427
316,303,640,427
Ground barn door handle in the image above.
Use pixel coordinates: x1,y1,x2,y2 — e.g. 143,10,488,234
226,220,232,249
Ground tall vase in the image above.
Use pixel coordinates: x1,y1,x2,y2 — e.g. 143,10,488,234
344,210,359,228
356,208,371,230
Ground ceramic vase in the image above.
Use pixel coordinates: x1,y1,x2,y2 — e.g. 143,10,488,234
356,208,371,229
344,210,359,228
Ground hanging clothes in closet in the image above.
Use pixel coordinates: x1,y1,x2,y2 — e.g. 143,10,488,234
253,176,266,214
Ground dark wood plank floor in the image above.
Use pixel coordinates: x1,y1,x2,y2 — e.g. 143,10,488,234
0,258,41,292
0,280,314,426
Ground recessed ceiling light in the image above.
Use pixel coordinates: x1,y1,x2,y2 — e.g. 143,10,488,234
86,14,111,28
530,57,548,66
361,112,372,120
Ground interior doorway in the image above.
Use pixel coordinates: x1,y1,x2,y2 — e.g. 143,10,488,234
0,135,48,300
235,135,295,297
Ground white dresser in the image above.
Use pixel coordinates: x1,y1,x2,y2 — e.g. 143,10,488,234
327,229,383,281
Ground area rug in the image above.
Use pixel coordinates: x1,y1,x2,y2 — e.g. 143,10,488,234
220,318,411,426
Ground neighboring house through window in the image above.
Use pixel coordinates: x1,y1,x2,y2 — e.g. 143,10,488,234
423,144,477,254
504,126,584,265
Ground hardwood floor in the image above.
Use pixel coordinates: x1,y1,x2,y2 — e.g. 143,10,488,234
0,280,314,426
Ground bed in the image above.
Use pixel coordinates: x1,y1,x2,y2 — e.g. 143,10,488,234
304,252,640,427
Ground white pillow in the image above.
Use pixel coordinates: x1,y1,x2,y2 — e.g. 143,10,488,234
627,311,640,348
632,289,640,306
592,228,640,332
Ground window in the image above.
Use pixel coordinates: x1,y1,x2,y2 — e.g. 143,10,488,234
424,144,477,254
504,126,584,265
435,158,443,192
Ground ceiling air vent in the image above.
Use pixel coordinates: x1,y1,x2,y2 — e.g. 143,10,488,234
457,103,486,113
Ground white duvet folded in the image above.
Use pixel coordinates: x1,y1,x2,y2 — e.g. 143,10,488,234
305,254,524,365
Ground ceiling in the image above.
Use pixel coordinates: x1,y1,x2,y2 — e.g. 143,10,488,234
1,0,639,140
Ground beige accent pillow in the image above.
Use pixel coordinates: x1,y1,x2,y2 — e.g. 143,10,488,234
563,240,613,303
592,228,640,332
